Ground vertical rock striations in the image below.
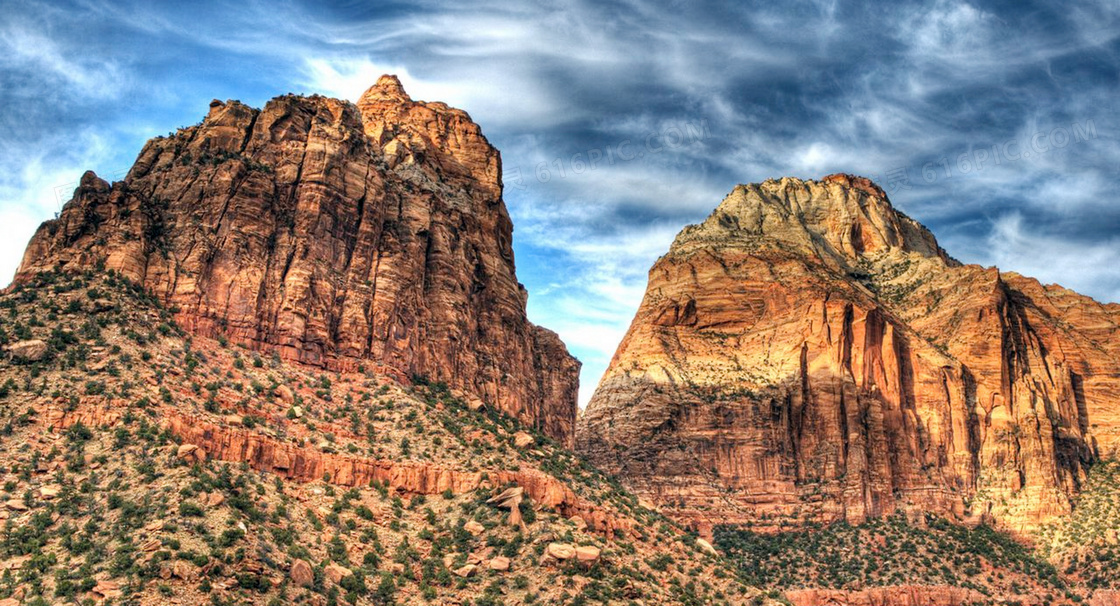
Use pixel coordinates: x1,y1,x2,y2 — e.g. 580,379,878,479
577,175,1120,535
15,76,580,444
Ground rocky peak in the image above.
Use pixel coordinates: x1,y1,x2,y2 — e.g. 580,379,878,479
15,81,579,444
578,175,1120,536
360,74,411,103
674,174,954,268
357,74,501,198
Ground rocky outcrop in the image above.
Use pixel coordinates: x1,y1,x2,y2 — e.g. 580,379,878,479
577,175,1120,535
43,405,629,536
15,76,579,444
785,586,989,606
5,340,48,362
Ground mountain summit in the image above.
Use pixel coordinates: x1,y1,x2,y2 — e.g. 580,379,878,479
578,174,1120,537
16,75,580,444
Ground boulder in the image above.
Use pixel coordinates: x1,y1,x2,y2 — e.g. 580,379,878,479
171,560,195,581
92,580,122,599
275,384,294,403
575,545,601,563
696,538,719,557
513,432,534,449
487,486,526,528
324,563,351,585
38,485,61,499
487,556,511,572
290,559,314,587
464,519,485,536
176,443,206,464
7,339,48,362
454,564,478,578
545,542,576,561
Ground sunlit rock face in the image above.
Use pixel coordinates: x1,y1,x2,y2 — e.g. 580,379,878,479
578,174,1120,535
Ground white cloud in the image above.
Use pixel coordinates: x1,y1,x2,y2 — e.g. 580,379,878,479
0,25,126,101
0,130,117,286
978,212,1120,305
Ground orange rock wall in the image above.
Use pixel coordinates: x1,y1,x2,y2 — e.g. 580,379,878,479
578,176,1120,535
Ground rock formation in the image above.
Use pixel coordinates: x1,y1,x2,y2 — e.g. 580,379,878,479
41,404,630,536
785,586,988,606
15,75,579,444
577,174,1120,535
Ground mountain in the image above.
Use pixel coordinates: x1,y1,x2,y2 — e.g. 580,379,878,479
576,175,1120,601
15,75,579,446
0,80,768,606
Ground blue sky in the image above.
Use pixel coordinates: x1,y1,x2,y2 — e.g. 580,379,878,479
2,0,1118,405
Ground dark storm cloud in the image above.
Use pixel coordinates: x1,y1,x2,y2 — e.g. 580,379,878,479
1,0,1117,403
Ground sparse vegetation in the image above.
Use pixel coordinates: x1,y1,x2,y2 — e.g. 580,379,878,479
0,271,760,605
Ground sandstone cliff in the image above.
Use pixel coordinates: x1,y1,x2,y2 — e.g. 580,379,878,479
15,76,580,444
577,174,1120,535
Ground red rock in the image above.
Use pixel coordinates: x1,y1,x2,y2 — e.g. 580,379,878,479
574,545,601,563
545,543,575,560
16,76,579,445
487,556,511,572
578,176,1120,535
146,411,631,536
324,563,351,585
786,585,987,606
290,559,313,587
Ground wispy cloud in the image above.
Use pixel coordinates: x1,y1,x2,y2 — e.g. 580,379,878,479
0,0,1117,406
982,212,1120,304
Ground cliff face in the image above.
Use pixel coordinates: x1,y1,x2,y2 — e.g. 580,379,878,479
15,76,580,444
577,174,1120,535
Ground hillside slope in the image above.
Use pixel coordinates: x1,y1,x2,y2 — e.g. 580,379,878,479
0,270,765,605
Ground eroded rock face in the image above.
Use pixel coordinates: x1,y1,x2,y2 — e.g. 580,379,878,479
15,75,579,444
577,175,1120,535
